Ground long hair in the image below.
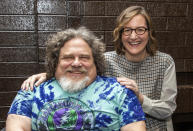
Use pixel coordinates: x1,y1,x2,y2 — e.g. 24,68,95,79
45,27,105,79
113,6,158,56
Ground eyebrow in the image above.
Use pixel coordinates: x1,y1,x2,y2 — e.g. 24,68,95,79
60,53,90,57
124,26,148,29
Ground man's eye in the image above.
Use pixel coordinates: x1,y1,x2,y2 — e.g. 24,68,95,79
62,56,73,59
80,56,90,59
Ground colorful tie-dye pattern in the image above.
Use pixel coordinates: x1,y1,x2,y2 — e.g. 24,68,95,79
8,76,145,131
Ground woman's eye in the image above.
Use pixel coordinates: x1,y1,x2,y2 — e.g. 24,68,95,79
137,28,145,32
124,29,131,32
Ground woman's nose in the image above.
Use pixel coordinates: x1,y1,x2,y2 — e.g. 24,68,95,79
129,30,137,39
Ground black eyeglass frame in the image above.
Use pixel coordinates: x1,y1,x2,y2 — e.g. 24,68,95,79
122,27,149,36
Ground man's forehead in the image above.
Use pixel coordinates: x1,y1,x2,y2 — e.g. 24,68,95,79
60,38,93,55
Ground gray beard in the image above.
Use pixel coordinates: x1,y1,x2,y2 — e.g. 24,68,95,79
58,76,90,93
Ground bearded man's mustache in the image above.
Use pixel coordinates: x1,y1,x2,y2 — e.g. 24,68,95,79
65,68,88,73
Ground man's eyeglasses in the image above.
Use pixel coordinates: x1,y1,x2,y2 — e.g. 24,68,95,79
122,27,148,36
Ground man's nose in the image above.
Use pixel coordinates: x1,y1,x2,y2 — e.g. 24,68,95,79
71,58,82,67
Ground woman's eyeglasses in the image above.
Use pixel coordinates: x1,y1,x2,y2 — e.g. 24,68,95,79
122,27,148,36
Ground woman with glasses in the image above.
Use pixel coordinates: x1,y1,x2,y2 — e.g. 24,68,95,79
21,6,177,131
104,6,177,131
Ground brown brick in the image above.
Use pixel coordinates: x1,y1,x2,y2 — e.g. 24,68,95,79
82,16,104,30
0,106,10,121
0,0,34,14
175,59,185,72
0,63,44,77
68,16,82,28
168,17,193,31
186,32,193,47
105,31,114,46
175,85,193,113
133,0,167,1
105,2,146,16
176,72,187,85
83,1,105,16
185,59,193,72
177,72,193,85
167,0,190,2
0,121,6,130
38,16,67,31
165,47,193,59
156,31,185,47
39,47,46,62
185,72,193,85
103,17,116,30
69,1,81,16
37,0,67,14
105,1,123,16
147,3,187,17
0,47,37,62
165,3,187,17
152,17,167,31
0,16,35,31
0,77,26,91
82,16,116,31
38,32,56,46
146,3,166,17
0,32,36,46
188,4,193,17
0,92,17,106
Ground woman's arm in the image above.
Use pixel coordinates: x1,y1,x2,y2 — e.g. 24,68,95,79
117,62,177,120
142,62,177,119
117,77,144,104
21,73,47,90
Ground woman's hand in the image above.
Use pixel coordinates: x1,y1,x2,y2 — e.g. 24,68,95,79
117,77,144,104
21,73,47,91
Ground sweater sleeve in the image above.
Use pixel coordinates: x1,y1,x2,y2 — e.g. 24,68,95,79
142,61,177,119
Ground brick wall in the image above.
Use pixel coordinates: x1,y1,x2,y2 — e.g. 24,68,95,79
0,0,193,128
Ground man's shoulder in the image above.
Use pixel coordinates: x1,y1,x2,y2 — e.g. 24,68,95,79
98,75,116,81
97,76,136,95
37,77,57,88
97,75,118,84
96,76,125,90
32,77,61,95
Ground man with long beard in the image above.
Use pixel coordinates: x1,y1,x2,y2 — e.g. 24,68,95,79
6,27,146,131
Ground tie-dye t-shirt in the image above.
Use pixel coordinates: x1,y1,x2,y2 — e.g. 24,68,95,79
8,76,145,131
